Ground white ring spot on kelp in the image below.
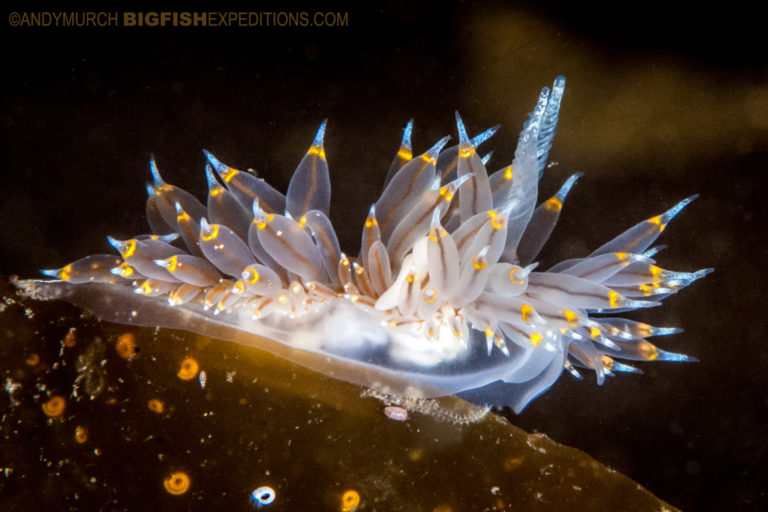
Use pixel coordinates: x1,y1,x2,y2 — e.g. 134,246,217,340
250,486,276,507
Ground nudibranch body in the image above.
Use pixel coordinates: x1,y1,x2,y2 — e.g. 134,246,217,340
21,77,711,412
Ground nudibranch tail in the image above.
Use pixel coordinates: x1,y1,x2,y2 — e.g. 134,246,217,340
21,76,710,413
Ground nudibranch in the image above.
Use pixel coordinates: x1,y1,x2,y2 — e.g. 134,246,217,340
19,77,711,412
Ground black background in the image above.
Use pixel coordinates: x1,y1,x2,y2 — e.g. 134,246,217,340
2,2,766,510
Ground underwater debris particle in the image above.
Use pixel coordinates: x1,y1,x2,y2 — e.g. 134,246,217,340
25,353,40,366
74,338,106,398
148,398,165,414
74,426,88,444
115,333,137,359
341,489,361,511
362,389,490,424
63,328,77,348
199,370,207,389
4,378,22,406
540,463,556,476
163,471,190,495
384,405,408,421
250,485,276,508
526,433,551,454
177,357,199,380
42,395,66,417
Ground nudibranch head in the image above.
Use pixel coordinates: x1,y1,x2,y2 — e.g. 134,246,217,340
25,76,711,413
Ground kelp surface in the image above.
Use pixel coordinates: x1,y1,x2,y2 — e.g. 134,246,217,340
0,278,678,511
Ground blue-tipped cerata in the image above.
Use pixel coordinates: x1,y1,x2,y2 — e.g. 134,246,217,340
24,77,710,414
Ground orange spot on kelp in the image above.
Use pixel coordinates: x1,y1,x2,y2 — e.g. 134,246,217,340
115,333,137,359
42,396,66,417
163,471,190,495
177,357,199,380
74,426,88,444
341,489,361,511
148,399,165,414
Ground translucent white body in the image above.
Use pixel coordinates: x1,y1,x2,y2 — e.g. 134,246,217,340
21,76,711,412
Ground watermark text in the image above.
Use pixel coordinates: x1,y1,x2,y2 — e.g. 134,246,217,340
8,11,349,28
